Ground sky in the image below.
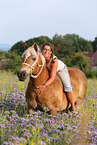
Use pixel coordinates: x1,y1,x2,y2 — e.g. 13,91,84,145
0,0,97,46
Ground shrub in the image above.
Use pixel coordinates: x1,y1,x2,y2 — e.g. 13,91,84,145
83,69,97,78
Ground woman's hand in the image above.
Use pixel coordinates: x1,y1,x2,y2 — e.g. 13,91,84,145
36,85,46,94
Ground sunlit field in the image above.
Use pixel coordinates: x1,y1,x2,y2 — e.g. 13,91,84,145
0,71,97,145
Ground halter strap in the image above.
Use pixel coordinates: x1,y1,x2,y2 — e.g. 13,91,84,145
22,51,44,78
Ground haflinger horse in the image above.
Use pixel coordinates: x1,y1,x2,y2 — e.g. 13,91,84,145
17,43,87,115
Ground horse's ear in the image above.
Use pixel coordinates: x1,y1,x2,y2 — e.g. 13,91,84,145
34,43,38,52
24,42,29,50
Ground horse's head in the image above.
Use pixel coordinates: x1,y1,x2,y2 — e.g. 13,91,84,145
17,43,44,81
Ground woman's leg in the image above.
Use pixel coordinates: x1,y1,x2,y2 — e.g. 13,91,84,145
65,91,75,109
57,67,75,110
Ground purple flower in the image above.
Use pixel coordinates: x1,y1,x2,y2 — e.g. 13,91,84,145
47,136,53,141
20,137,27,143
54,138,61,141
40,132,48,137
44,118,51,123
23,132,33,137
58,125,64,130
29,119,36,124
92,131,97,136
2,142,9,145
21,128,28,132
66,139,72,144
73,129,79,133
37,141,46,145
54,138,61,144
25,119,29,122
43,107,49,112
72,125,78,129
49,129,56,134
14,129,18,133
0,124,5,128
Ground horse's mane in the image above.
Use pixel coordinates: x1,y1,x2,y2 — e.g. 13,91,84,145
21,43,46,66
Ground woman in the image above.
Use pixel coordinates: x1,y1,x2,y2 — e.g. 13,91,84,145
36,42,75,111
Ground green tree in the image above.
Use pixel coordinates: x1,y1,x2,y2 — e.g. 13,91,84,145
5,51,22,74
9,41,24,55
71,52,92,70
92,37,97,52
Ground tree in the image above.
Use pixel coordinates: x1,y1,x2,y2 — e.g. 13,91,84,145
71,52,92,70
9,41,24,55
5,51,22,74
92,37,97,52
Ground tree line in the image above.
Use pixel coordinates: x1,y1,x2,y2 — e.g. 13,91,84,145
0,33,97,77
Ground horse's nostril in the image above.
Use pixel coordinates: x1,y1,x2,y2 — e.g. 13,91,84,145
17,70,26,81
21,71,25,78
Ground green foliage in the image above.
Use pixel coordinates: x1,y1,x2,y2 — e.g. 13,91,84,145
52,34,93,62
0,34,96,74
0,50,8,60
9,41,24,56
1,51,22,74
60,52,92,71
9,36,52,56
83,69,97,78
71,52,92,70
9,34,94,58
92,37,97,52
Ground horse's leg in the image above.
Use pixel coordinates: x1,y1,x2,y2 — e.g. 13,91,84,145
28,109,34,114
75,85,87,109
27,101,37,114
27,102,34,114
49,107,57,116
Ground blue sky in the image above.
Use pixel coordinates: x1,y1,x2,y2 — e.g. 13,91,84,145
0,0,97,45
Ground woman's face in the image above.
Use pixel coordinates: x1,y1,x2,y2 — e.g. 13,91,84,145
42,45,52,60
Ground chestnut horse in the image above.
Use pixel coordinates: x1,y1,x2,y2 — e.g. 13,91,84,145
17,43,87,115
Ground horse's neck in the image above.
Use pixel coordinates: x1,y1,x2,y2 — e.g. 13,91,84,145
30,66,49,86
30,54,49,86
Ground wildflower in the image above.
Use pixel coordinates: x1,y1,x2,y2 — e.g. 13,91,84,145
72,125,78,129
58,125,64,130
37,141,46,145
73,129,79,133
40,132,48,137
54,138,61,144
43,107,49,112
47,136,53,141
29,119,36,124
20,137,27,143
21,129,28,132
44,118,51,123
2,142,9,145
49,129,56,134
4,111,10,114
66,139,72,144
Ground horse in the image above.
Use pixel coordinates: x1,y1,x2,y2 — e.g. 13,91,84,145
17,43,87,115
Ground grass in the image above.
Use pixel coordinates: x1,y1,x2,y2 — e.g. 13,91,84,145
0,71,97,145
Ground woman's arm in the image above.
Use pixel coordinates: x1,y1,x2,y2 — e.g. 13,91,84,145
45,58,58,87
36,58,58,94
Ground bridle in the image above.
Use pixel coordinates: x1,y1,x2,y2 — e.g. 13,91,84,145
22,51,44,78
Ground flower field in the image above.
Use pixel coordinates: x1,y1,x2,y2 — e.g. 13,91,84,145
0,71,97,145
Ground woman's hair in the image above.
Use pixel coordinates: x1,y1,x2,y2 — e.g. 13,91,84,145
42,42,54,59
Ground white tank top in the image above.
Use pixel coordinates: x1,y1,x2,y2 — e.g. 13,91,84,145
46,55,66,71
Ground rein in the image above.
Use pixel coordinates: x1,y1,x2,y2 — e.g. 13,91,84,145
22,51,44,78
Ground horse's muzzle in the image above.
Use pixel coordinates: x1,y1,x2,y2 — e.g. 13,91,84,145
17,70,27,81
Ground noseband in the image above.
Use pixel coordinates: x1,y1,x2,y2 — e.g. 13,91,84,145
22,51,44,78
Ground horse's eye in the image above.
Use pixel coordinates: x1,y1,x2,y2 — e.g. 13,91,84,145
32,57,36,61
